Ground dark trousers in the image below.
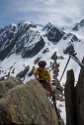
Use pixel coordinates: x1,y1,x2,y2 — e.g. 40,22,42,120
39,79,51,92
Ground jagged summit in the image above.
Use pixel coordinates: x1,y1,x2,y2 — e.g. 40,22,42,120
42,22,53,31
0,21,44,60
42,22,65,43
17,20,37,29
72,19,84,31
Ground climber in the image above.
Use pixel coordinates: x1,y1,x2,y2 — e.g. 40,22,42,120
34,60,54,93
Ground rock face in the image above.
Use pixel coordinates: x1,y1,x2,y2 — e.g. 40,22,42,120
65,69,76,125
43,22,64,43
65,58,84,125
0,21,45,60
0,77,63,125
76,58,84,125
72,19,84,31
0,76,23,98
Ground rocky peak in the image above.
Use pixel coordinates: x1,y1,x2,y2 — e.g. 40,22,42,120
42,22,53,31
43,22,65,43
79,19,84,27
72,19,84,31
0,21,45,60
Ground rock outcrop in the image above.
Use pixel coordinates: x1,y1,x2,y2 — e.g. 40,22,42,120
65,58,84,125
65,69,76,125
76,58,84,125
0,76,23,98
0,77,64,125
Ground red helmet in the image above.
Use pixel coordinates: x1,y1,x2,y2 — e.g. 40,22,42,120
38,60,46,67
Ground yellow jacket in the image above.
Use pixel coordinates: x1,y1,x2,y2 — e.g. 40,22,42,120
34,67,51,80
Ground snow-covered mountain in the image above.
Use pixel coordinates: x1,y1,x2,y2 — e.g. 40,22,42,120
0,19,84,124
0,20,84,85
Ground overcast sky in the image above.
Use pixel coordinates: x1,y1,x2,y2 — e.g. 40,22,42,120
0,0,84,27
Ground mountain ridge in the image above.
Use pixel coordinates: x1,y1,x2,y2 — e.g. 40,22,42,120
0,19,84,84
